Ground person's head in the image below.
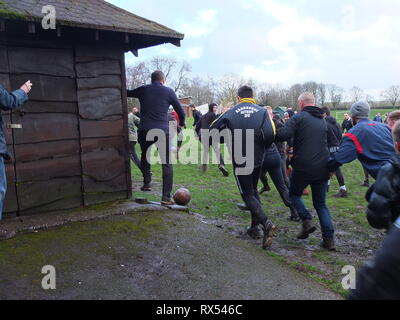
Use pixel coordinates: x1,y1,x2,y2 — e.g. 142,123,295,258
392,120,400,153
132,106,139,114
237,85,254,100
298,92,316,110
321,106,331,118
151,70,166,84
343,113,349,120
209,103,218,113
378,113,381,117
284,112,289,120
350,100,371,125
388,111,400,129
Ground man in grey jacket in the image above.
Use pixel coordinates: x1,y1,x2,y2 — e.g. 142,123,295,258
0,80,32,240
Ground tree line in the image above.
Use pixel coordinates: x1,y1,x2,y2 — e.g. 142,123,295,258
126,56,400,110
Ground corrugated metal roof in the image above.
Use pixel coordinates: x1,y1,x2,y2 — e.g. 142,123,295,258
0,0,184,40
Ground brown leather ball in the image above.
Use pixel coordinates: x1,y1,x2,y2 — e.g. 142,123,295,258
173,188,191,206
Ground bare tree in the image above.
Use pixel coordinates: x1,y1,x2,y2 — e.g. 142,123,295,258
150,56,177,81
303,81,319,98
317,83,326,106
381,85,400,107
327,84,344,110
217,74,244,106
172,61,192,95
349,86,365,103
180,77,216,106
126,62,150,90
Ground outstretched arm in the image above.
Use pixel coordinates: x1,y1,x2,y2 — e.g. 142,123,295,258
0,81,31,110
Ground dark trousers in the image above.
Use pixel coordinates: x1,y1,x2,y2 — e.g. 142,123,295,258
129,141,141,170
138,130,173,200
201,138,224,166
261,152,292,207
234,166,268,228
289,172,334,239
330,152,345,187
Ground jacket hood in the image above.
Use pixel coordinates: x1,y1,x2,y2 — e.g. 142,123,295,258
303,106,324,119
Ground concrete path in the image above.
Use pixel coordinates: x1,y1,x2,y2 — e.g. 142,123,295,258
0,206,340,300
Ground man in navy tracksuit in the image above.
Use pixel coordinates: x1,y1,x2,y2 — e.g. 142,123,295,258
328,101,395,179
127,71,186,205
210,86,277,249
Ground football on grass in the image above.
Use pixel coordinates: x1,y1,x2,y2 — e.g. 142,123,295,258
173,188,191,206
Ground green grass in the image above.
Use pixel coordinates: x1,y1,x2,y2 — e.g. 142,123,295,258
130,117,386,298
332,108,396,123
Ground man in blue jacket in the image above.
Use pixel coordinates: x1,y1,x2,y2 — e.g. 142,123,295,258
0,80,32,239
127,71,185,205
328,101,395,179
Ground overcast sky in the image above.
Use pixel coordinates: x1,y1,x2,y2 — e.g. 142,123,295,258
109,0,400,99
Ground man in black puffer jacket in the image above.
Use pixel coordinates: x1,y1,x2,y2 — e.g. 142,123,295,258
349,120,400,300
276,93,335,250
322,106,348,198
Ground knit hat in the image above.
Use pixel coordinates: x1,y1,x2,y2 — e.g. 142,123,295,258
350,100,371,119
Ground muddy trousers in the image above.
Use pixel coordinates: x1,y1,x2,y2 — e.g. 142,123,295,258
129,141,141,170
0,157,5,220
138,130,173,201
261,152,292,207
234,166,268,228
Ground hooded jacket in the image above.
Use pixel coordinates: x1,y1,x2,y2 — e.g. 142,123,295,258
195,105,218,138
365,154,400,230
276,106,329,181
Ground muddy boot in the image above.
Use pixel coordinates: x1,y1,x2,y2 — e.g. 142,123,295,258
0,226,16,241
334,189,348,198
321,237,336,251
297,219,317,240
288,206,301,222
247,226,262,239
218,165,229,177
201,164,208,173
141,185,152,192
161,197,175,206
261,220,277,249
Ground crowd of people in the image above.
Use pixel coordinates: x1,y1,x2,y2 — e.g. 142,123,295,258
1,69,400,299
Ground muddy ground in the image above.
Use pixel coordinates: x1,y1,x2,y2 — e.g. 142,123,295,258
0,207,340,300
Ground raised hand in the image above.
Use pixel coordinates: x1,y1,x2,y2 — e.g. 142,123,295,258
20,80,33,94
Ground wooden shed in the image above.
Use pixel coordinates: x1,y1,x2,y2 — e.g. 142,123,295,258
0,0,184,218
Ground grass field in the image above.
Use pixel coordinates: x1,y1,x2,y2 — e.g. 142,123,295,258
130,117,388,297
333,108,397,123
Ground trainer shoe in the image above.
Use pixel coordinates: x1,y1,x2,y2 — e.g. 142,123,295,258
161,198,175,206
361,181,370,187
333,189,348,198
141,185,152,192
258,185,271,195
237,203,250,211
247,226,262,239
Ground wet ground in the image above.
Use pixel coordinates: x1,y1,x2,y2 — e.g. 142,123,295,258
0,207,340,300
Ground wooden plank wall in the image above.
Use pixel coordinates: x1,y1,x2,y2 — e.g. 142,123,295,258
75,45,130,206
1,42,131,216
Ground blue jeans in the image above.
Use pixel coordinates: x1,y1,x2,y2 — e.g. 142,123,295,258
0,157,6,220
289,172,334,239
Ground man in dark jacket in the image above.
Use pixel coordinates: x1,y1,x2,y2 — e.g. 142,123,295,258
127,71,186,205
322,107,348,198
196,103,229,176
349,120,400,300
276,93,335,250
191,105,202,128
342,113,353,133
328,101,395,180
210,86,277,249
0,80,32,239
